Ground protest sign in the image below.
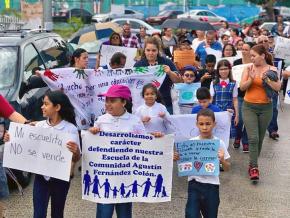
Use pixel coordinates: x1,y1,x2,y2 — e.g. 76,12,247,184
176,139,220,176
232,64,251,87
215,56,241,69
40,66,166,129
100,45,137,68
284,77,290,104
174,83,201,104
205,47,222,59
81,131,174,203
167,112,231,148
274,36,290,59
173,50,197,70
3,123,74,181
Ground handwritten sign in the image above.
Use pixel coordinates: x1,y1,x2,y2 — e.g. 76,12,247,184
167,112,231,148
3,123,74,181
173,50,197,70
274,36,290,59
100,45,137,68
284,77,290,104
174,83,201,104
81,131,174,203
40,66,166,129
232,64,251,87
176,139,220,176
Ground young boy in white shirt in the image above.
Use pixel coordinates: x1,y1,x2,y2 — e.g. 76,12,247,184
174,108,230,218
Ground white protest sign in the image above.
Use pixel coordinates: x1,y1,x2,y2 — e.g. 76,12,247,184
274,36,290,59
167,112,231,149
284,77,290,104
232,64,251,87
100,45,137,68
215,56,241,69
205,47,222,59
81,131,174,203
3,123,74,181
40,66,166,129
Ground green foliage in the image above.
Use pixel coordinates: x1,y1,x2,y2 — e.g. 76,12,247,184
0,8,21,18
68,17,84,32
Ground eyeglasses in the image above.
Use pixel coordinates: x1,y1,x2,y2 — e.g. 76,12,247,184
183,74,195,78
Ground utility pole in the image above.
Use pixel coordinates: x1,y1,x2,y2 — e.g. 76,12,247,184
43,0,53,31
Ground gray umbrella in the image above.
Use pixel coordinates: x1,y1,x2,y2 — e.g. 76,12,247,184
161,18,215,31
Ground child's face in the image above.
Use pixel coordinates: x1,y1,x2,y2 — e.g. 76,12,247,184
205,62,215,73
218,65,230,80
105,97,126,116
182,70,196,84
144,88,157,106
196,115,216,138
41,96,60,119
198,99,211,109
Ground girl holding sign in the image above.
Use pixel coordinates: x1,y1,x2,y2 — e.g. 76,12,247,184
210,59,239,139
4,91,81,218
89,84,163,218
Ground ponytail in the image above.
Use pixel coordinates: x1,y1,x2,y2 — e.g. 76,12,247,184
265,52,273,66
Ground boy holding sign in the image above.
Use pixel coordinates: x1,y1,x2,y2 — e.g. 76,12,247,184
174,109,230,218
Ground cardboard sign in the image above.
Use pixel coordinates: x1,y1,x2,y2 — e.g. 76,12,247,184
173,49,197,70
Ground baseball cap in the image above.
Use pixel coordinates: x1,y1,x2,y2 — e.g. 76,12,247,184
98,85,132,100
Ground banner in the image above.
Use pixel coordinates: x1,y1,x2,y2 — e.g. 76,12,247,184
40,66,166,129
174,83,201,104
100,45,137,68
232,64,251,87
274,36,290,59
3,123,74,181
284,77,290,104
176,139,220,177
167,112,231,148
81,131,174,203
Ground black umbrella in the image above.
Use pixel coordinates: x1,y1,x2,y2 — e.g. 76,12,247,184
161,18,215,31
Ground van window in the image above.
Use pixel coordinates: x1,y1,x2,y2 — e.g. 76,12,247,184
23,44,45,81
34,37,71,69
0,46,17,89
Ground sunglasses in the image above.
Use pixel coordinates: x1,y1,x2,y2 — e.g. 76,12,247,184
183,74,195,78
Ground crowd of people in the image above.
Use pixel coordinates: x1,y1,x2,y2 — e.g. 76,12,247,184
1,17,290,218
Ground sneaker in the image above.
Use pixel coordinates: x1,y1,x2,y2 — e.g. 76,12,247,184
269,132,278,140
249,167,259,181
233,138,241,149
242,144,249,153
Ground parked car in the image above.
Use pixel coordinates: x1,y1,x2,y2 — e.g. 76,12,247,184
0,29,74,190
146,10,184,25
259,21,290,31
53,8,93,24
177,10,227,22
111,18,161,35
92,9,144,23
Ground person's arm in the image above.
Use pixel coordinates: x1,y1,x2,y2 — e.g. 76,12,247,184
218,148,230,171
264,77,281,91
163,65,182,83
240,65,254,91
282,70,290,79
8,112,27,124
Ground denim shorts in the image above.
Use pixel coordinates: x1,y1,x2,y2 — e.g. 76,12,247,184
0,150,9,199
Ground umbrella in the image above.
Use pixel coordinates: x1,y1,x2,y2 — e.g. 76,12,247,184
69,22,122,45
161,18,215,31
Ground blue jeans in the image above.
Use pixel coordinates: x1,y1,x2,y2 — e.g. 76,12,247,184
267,94,278,134
96,203,132,218
185,180,219,218
0,150,9,199
33,175,70,218
235,97,248,145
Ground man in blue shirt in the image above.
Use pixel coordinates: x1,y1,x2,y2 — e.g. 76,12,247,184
192,87,221,114
196,31,222,66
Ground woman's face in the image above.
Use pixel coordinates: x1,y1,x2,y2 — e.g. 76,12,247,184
165,28,172,37
223,45,234,57
75,52,88,69
250,50,264,66
144,43,158,62
111,34,122,46
105,97,125,116
236,41,244,51
241,44,251,57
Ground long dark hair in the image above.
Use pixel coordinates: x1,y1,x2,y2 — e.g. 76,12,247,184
109,32,123,46
141,83,164,104
70,48,87,67
214,59,234,85
45,90,77,126
251,44,273,66
222,43,237,57
121,98,133,113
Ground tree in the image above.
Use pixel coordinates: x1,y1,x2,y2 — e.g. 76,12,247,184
248,0,276,21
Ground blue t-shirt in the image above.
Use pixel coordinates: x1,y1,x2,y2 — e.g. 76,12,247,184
191,103,221,114
196,41,222,66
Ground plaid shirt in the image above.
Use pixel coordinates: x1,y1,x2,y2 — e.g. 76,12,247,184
122,34,140,48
